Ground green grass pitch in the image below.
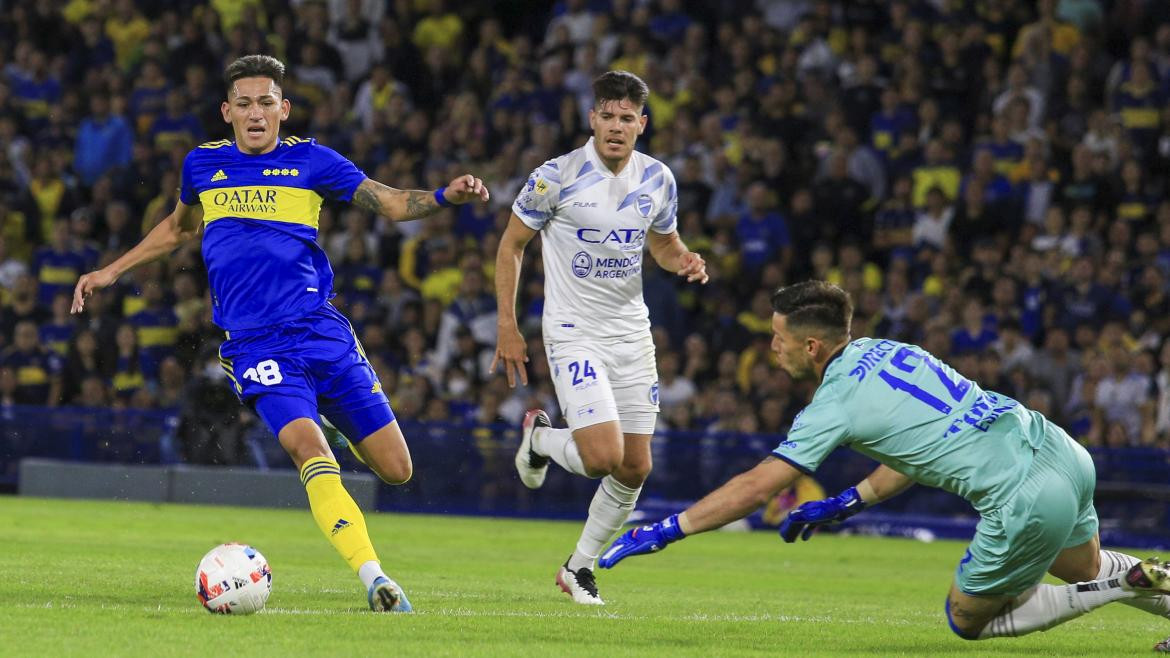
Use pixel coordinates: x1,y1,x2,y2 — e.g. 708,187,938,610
1,496,1165,656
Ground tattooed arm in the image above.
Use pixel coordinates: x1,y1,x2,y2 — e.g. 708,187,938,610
350,174,490,222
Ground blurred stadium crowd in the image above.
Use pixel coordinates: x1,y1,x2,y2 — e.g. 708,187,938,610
2,0,1170,463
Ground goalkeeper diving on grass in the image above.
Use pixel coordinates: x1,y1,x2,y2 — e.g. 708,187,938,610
600,280,1170,649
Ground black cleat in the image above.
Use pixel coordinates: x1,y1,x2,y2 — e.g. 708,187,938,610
515,409,551,489
556,559,604,605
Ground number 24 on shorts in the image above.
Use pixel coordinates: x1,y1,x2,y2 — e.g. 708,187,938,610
567,360,597,386
243,359,284,386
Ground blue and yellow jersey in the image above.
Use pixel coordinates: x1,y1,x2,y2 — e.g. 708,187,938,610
978,139,1024,176
1115,191,1155,223
39,322,75,357
1,348,60,402
334,261,381,304
869,110,913,158
130,307,178,377
151,114,204,151
33,247,88,305
179,137,368,331
1113,83,1163,137
112,354,146,399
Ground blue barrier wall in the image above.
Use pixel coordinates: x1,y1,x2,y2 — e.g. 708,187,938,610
2,405,1167,546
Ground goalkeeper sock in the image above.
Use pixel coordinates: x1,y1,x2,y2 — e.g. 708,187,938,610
301,457,379,572
536,427,590,477
978,578,1140,638
1098,550,1170,619
569,475,641,571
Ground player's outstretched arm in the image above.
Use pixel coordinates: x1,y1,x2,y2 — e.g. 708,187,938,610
778,465,913,542
351,174,489,222
490,213,538,388
600,457,801,568
647,230,708,284
857,464,915,502
71,201,204,314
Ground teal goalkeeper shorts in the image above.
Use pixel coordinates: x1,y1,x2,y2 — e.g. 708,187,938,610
955,425,1099,597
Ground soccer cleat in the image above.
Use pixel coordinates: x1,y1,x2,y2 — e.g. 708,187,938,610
1156,637,1170,653
556,560,604,605
367,576,412,612
515,409,551,489
1123,557,1170,594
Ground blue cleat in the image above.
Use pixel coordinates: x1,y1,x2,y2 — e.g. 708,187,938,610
368,576,412,612
322,415,367,466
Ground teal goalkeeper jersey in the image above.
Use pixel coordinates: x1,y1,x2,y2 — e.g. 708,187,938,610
772,338,1047,513
179,137,367,331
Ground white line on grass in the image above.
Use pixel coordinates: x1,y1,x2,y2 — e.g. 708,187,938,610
9,602,915,624
15,601,1167,633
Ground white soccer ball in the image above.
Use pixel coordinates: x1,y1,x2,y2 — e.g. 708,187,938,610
195,543,272,614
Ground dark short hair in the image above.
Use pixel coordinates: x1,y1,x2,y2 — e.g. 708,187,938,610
224,55,285,94
771,281,853,341
593,70,649,109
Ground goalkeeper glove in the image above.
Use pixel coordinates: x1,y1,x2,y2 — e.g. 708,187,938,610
779,486,866,543
598,514,685,569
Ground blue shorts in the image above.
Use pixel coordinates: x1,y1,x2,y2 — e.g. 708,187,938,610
218,303,394,441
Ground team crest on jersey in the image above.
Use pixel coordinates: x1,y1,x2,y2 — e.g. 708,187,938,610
649,381,659,405
636,194,652,217
572,251,592,278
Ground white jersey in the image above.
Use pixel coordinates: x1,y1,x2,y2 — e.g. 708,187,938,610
512,138,678,343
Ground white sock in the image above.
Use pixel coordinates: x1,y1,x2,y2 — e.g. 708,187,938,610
536,427,590,477
1098,550,1170,619
568,475,641,571
979,576,1139,638
358,560,387,590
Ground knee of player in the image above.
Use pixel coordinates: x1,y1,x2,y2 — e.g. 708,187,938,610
376,459,413,485
584,453,623,477
377,471,411,486
944,598,983,641
583,463,616,479
614,460,651,486
279,423,331,465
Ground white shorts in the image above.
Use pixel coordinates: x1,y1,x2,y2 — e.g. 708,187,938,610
545,334,659,435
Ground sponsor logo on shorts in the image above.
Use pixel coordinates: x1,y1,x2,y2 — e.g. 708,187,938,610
572,251,593,278
649,381,659,405
577,406,597,417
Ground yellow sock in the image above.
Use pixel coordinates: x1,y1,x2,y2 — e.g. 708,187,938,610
300,457,378,572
